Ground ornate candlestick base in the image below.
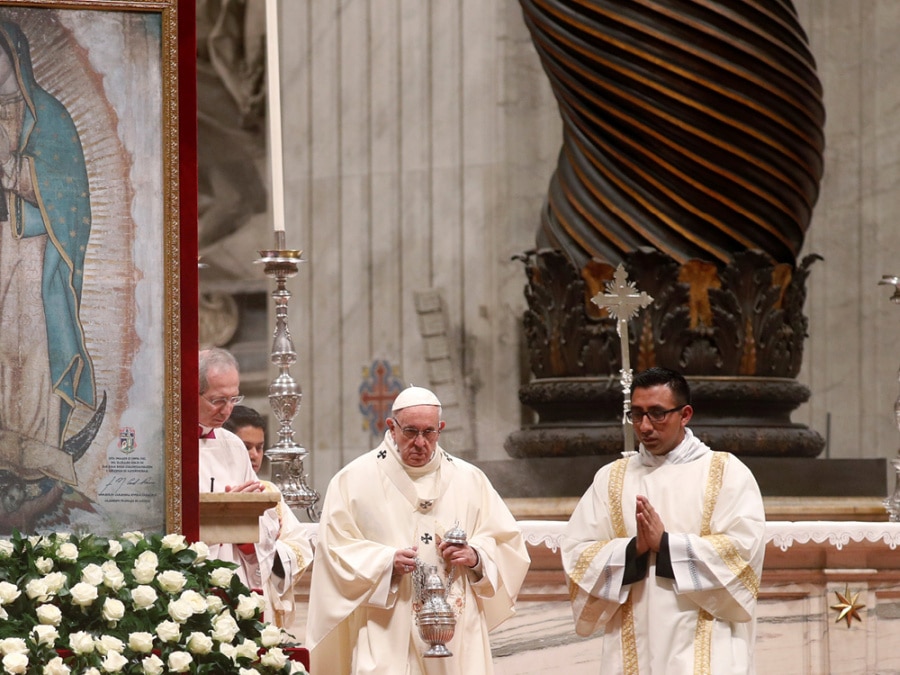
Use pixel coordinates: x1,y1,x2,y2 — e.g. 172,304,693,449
256,248,319,521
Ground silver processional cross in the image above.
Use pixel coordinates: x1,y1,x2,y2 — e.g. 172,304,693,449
591,265,653,456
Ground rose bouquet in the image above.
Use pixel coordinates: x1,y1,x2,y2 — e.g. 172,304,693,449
0,531,308,674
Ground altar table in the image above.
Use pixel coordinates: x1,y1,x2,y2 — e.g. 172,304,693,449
291,521,900,674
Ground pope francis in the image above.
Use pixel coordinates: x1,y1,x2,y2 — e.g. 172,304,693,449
306,386,530,674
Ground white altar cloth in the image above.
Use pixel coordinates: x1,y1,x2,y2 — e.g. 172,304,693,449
515,520,900,552
302,520,900,552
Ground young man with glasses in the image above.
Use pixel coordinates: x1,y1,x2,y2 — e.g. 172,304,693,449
307,386,530,674
222,404,314,629
562,367,765,674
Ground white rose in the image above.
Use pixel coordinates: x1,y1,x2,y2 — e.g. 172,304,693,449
0,582,19,605
0,608,7,620
189,541,209,564
235,638,259,660
102,562,125,591
25,578,49,601
70,582,98,608
135,550,158,568
186,632,213,655
238,669,260,675
127,632,154,654
55,532,70,541
132,561,156,585
31,624,58,646
43,572,66,595
84,669,100,675
102,597,125,623
235,594,258,620
100,651,128,673
36,604,62,626
209,567,234,588
122,531,144,544
161,534,187,553
218,642,237,660
179,590,207,613
27,536,42,548
42,656,71,675
81,563,104,586
260,647,288,669
70,631,95,655
0,638,26,655
140,654,164,675
167,598,194,623
131,585,158,610
2,652,28,674
56,542,78,562
260,624,283,648
95,635,125,656
205,594,224,614
289,662,307,674
107,540,123,557
0,541,12,557
156,570,186,594
211,613,239,643
35,557,53,574
166,651,193,673
155,620,181,643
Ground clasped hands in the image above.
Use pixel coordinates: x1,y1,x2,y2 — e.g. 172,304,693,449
635,494,665,556
393,535,478,576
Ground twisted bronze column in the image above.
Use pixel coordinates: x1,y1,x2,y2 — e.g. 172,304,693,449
512,0,827,458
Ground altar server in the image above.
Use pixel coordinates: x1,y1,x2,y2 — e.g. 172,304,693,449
562,367,766,674
223,403,314,628
307,386,530,674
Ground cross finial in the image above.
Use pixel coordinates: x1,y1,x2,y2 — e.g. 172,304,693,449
592,264,652,323
590,264,653,456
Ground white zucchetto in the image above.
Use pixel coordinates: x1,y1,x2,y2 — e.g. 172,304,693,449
391,386,441,412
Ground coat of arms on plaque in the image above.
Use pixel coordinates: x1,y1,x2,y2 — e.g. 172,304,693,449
117,428,136,454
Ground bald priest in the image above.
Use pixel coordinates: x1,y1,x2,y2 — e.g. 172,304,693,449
306,386,530,674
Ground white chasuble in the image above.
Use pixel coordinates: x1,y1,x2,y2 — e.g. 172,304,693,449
562,430,765,675
307,433,531,675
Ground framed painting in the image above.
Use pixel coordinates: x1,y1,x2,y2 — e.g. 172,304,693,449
0,0,198,536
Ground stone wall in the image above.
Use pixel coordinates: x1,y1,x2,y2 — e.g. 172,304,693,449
201,1,900,497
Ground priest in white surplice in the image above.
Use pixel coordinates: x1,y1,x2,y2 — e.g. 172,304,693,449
306,386,530,675
562,367,766,675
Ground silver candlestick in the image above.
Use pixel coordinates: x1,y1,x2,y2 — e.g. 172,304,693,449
257,244,320,521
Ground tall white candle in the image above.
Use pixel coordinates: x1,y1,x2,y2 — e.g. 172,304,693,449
265,0,285,232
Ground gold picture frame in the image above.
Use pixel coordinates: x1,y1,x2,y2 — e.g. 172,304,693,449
0,0,196,535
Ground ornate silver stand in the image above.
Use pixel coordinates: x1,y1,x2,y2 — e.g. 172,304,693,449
880,275,900,521
257,245,320,521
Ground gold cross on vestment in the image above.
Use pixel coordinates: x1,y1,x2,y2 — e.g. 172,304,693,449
591,264,653,456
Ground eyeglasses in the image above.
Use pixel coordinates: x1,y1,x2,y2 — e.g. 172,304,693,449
202,395,244,409
626,404,686,425
392,418,440,442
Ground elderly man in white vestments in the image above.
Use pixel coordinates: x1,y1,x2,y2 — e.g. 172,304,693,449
562,367,766,675
306,386,531,674
197,348,312,627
